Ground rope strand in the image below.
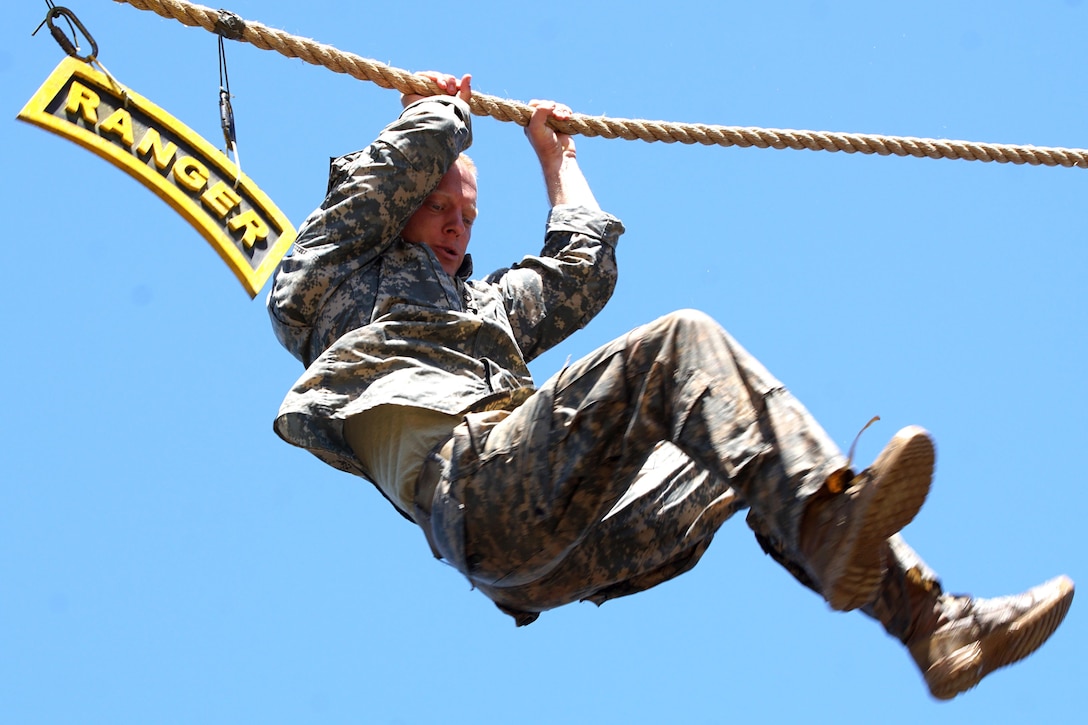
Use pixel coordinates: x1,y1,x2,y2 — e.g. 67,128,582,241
112,0,1088,169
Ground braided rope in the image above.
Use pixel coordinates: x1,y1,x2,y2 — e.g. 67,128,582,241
113,0,1088,169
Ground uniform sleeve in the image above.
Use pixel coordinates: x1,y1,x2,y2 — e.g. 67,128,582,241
267,96,473,364
489,205,625,362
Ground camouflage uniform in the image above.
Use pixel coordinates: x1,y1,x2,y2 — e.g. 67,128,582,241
268,95,620,485
266,94,906,626
263,90,1080,703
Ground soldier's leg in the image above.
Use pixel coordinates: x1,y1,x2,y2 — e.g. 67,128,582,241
472,442,749,625
430,309,821,591
750,522,1074,700
430,309,930,612
867,535,1073,700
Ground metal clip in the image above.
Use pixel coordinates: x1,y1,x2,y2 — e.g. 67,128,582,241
219,87,237,151
34,6,99,63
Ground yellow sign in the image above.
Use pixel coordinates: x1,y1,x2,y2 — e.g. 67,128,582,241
17,57,295,298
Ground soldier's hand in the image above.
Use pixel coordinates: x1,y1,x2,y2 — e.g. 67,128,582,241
401,71,472,108
525,99,576,177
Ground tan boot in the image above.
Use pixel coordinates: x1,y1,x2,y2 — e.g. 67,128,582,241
907,575,1074,700
800,426,935,611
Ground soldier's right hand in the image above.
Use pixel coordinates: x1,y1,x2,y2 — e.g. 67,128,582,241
401,71,472,108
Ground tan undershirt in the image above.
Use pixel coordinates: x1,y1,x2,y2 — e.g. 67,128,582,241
343,405,460,518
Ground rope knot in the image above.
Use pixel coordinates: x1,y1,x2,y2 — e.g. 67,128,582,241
215,9,245,41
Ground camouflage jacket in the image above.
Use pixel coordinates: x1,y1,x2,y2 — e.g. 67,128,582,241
267,95,625,479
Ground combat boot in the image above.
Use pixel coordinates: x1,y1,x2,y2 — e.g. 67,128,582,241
907,575,1074,700
800,426,935,611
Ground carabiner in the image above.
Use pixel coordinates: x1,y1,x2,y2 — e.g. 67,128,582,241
41,6,99,63
219,87,237,151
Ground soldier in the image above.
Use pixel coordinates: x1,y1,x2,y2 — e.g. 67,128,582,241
267,71,1072,700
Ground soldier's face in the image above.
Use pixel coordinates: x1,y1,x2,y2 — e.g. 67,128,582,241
401,158,478,276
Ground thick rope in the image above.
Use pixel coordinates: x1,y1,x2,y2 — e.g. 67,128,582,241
113,0,1088,169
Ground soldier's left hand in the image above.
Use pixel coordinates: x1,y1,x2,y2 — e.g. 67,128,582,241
525,99,576,175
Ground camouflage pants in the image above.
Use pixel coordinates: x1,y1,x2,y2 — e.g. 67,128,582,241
865,534,943,643
427,309,855,624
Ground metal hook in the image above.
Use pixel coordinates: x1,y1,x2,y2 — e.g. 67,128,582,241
34,6,99,63
218,34,242,184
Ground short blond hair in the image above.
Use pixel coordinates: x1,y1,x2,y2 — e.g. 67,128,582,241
456,153,477,181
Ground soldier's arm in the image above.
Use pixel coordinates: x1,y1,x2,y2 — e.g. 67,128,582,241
485,99,621,360
524,99,599,210
489,205,623,361
267,81,473,364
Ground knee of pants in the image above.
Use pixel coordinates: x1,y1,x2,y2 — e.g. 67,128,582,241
657,308,722,336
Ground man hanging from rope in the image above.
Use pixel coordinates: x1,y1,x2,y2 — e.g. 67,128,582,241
266,71,1073,700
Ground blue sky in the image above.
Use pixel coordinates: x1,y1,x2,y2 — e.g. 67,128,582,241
3,1,1085,722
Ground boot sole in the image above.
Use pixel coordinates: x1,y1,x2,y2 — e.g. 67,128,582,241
925,575,1075,700
826,426,935,611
